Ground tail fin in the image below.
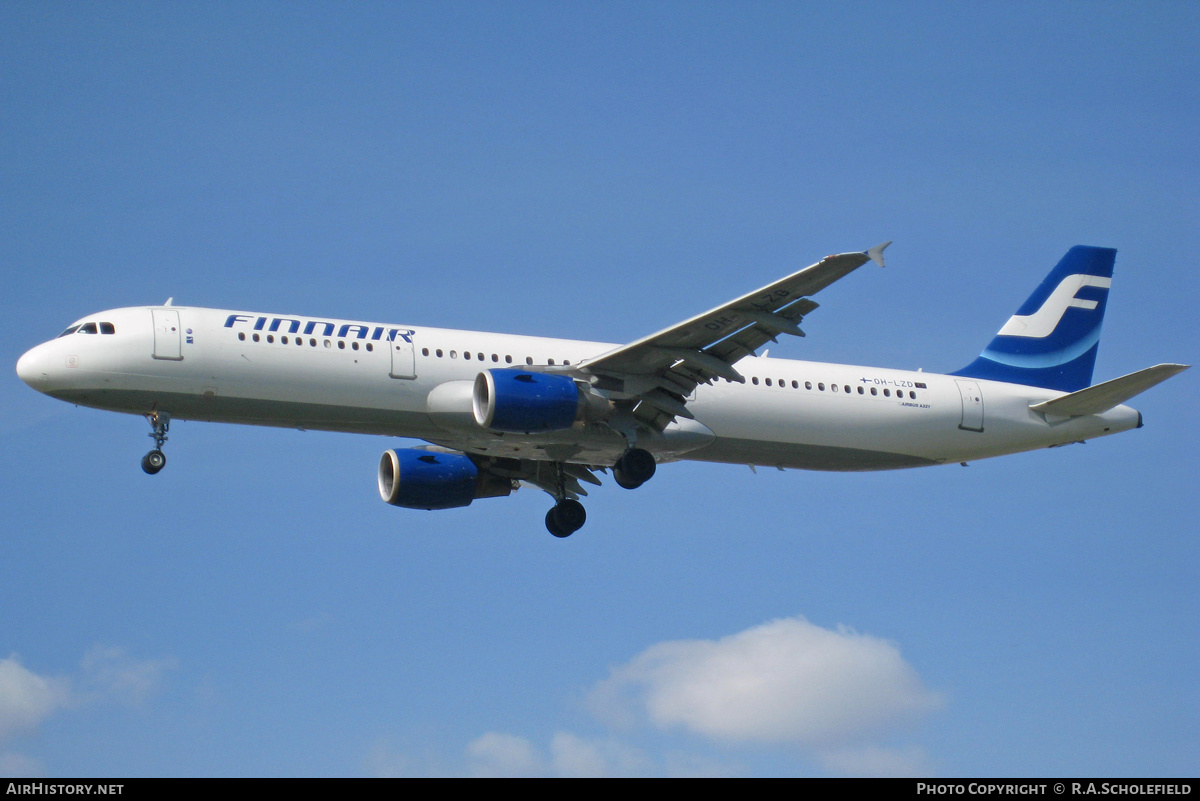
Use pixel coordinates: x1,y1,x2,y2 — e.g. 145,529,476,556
953,246,1116,392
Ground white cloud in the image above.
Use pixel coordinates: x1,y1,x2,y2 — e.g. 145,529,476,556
0,655,71,742
0,647,174,777
463,731,653,778
79,646,176,706
588,616,943,749
548,732,653,778
369,616,942,777
0,750,45,778
466,732,544,777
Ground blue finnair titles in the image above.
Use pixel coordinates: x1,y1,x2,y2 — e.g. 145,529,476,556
954,246,1117,392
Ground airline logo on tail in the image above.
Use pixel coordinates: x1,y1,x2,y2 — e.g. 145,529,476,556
953,245,1117,393
997,274,1112,339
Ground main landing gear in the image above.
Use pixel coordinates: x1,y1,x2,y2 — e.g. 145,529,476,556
141,412,170,475
543,460,589,538
613,447,656,490
545,499,586,539
543,448,657,538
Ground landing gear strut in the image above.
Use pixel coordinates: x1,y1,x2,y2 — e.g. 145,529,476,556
544,463,587,538
142,411,170,475
613,447,656,490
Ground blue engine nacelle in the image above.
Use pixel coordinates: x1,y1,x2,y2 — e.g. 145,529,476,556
377,448,511,510
472,368,586,433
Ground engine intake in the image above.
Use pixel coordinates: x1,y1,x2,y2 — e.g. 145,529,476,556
378,448,511,510
472,368,611,433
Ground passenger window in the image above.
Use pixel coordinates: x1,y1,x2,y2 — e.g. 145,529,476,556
805,381,812,390
818,383,825,391
871,387,877,396
857,386,864,394
765,378,772,387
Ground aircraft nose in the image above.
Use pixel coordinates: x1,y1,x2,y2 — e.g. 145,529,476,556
16,345,49,389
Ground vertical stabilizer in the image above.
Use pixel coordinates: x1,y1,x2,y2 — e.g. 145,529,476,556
953,246,1116,392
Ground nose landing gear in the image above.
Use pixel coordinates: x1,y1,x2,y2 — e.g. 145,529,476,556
142,412,170,475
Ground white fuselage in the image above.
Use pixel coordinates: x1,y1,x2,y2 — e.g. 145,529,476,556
16,305,1142,471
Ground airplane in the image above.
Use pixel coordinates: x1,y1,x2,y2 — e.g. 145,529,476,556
15,244,1188,537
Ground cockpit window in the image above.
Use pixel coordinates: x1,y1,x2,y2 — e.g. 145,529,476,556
56,321,115,336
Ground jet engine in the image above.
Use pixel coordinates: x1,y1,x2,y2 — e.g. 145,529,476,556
472,368,612,433
377,448,511,510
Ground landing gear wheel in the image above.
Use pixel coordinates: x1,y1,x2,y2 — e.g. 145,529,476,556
546,499,587,538
546,509,571,538
141,449,166,475
613,447,656,489
613,471,643,490
142,411,171,474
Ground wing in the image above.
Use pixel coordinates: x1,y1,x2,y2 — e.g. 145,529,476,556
470,451,603,500
579,243,890,430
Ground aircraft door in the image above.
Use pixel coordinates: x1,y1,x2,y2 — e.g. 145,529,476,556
151,309,183,361
389,336,416,379
955,379,984,432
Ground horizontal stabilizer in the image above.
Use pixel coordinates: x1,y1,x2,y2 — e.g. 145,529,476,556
1030,363,1189,417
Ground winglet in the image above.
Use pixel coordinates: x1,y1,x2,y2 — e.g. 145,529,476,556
866,241,891,268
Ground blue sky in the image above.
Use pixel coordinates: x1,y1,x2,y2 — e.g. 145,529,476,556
2,2,1196,777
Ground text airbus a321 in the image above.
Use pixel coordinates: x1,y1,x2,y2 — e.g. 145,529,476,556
16,244,1187,537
